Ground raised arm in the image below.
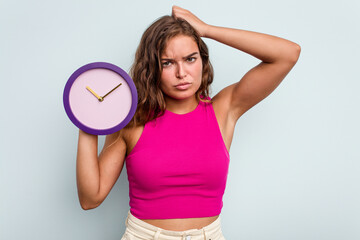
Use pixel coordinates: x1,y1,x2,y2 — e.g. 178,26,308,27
172,6,301,121
76,129,126,210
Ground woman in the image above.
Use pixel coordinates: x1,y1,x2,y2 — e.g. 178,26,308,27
76,6,301,240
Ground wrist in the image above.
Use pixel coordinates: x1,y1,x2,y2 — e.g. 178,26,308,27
202,24,215,38
79,129,98,139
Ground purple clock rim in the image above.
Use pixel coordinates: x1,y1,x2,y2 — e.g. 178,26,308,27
63,62,138,135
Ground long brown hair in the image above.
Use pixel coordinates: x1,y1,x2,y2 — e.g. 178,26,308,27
127,15,214,128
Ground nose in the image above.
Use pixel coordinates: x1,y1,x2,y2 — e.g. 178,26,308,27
176,63,187,79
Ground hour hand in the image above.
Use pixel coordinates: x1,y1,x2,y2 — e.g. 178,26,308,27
86,86,103,102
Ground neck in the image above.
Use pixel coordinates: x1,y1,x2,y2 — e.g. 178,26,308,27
164,95,199,114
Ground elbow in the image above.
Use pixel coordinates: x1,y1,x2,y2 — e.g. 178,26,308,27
276,43,301,64
79,197,101,210
80,203,98,211
289,43,301,64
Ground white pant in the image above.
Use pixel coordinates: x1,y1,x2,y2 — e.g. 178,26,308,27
121,210,226,240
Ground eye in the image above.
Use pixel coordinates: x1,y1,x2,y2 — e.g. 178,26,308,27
162,61,172,67
187,57,196,62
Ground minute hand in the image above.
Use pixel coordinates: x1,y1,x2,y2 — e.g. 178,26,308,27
102,83,122,100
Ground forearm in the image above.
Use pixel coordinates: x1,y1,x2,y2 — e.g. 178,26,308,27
204,25,300,63
76,129,101,208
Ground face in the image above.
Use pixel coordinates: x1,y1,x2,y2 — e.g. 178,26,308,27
159,35,203,101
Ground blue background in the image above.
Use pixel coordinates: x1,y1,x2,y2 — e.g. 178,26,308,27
1,0,359,239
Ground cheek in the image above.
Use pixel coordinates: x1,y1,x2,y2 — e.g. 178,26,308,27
194,62,203,79
160,70,173,88
160,70,171,91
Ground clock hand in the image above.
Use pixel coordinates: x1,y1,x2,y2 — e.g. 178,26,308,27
101,83,122,100
86,86,103,102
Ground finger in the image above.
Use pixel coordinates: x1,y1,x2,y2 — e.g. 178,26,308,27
172,5,184,12
172,7,181,19
172,5,188,19
171,5,176,17
172,5,182,18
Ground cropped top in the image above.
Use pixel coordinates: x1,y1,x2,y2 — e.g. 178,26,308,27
125,96,230,219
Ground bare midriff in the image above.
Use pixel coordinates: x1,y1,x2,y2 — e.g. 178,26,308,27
140,215,219,231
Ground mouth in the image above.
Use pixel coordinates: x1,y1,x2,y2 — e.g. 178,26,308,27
175,82,191,87
175,82,192,90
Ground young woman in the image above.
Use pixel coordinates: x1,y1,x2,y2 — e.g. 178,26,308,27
76,6,300,240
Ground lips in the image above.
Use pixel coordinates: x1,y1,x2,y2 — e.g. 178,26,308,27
175,82,191,87
175,82,191,90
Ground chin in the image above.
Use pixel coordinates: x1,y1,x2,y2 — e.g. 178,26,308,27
165,90,197,100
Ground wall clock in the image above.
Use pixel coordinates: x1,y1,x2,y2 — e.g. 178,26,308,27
63,62,137,135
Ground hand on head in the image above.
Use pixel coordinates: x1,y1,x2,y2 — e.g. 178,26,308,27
172,5,209,37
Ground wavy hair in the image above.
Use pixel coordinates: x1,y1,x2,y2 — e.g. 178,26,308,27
126,15,214,128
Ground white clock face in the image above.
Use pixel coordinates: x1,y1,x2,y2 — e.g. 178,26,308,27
68,68,133,130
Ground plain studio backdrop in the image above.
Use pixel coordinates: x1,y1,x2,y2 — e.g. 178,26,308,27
1,0,359,239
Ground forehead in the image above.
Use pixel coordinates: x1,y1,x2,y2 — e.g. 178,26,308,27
161,35,199,58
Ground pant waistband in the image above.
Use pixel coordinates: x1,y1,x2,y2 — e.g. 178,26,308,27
125,210,223,240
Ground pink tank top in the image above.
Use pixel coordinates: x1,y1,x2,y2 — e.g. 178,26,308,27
125,96,230,219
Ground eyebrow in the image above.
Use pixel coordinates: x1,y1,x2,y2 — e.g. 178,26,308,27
161,52,199,61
